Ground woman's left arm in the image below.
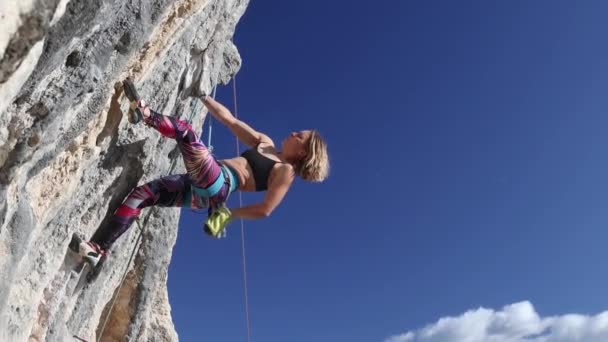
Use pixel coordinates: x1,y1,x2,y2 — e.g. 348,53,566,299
230,164,294,219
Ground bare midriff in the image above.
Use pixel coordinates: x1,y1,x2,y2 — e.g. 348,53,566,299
220,156,281,192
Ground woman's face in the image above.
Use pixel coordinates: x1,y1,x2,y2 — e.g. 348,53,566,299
281,130,312,160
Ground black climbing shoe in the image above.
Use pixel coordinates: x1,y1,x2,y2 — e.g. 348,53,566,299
69,233,109,284
70,234,108,268
123,77,140,103
129,107,145,124
69,233,108,270
123,78,145,124
86,253,107,283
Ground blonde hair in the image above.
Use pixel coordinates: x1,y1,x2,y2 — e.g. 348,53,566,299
295,130,330,182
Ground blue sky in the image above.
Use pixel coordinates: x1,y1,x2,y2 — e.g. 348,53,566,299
168,1,608,341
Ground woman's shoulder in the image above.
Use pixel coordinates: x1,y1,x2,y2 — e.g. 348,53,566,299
272,162,295,180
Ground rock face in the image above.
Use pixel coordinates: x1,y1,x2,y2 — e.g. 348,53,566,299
0,0,248,340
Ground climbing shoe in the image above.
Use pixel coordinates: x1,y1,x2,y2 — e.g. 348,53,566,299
123,77,145,124
85,253,107,283
204,206,232,238
69,233,108,270
123,77,140,103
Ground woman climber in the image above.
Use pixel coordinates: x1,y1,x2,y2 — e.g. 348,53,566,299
69,78,330,281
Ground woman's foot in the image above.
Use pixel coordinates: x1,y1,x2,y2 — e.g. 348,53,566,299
123,77,149,124
123,77,140,102
69,233,108,269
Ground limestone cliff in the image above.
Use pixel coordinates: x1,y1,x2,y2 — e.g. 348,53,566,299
0,0,248,340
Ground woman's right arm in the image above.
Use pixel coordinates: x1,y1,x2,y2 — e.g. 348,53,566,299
202,96,274,147
230,163,294,219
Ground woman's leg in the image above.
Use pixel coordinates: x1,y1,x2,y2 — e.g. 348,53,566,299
91,174,191,251
123,78,223,190
143,108,223,190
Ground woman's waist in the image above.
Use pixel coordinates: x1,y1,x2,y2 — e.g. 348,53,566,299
219,157,258,191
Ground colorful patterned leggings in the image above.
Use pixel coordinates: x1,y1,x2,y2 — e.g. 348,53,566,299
92,109,232,250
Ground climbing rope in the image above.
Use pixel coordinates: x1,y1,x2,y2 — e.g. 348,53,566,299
206,85,218,152
96,218,145,342
232,75,252,342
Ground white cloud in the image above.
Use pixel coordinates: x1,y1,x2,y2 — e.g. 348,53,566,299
385,301,608,342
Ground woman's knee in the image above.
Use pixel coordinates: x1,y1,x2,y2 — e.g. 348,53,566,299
122,184,156,209
175,124,199,145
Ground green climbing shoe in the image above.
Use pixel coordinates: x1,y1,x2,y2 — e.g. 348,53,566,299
204,207,232,238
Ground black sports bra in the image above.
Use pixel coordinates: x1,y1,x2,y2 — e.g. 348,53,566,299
240,147,278,191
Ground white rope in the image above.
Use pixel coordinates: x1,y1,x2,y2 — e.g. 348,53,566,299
206,74,219,152
232,75,252,342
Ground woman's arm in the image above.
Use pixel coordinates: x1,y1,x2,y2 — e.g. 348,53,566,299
202,96,273,148
230,164,295,219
